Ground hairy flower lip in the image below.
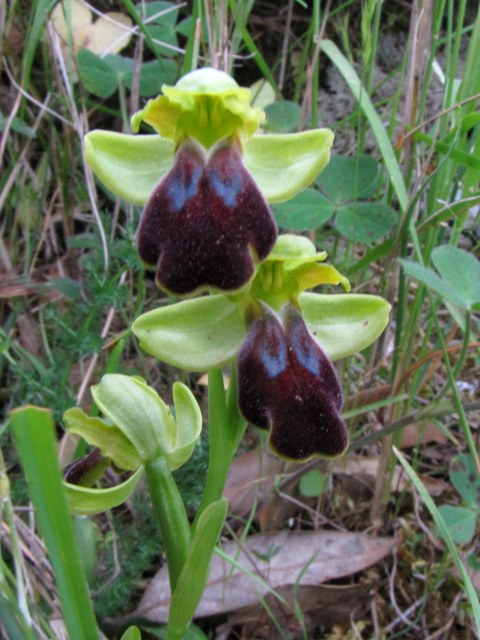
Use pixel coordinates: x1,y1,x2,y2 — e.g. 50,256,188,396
136,136,278,296
237,302,349,461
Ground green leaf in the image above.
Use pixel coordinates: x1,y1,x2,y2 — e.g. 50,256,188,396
146,25,178,57
432,245,480,308
244,129,334,204
437,505,477,545
77,49,118,99
84,130,174,205
103,54,134,82
73,516,99,585
316,154,379,203
250,79,276,109
263,101,301,132
299,292,391,361
299,469,328,497
450,454,480,510
168,499,228,639
136,1,178,26
0,113,35,137
120,626,142,640
10,406,99,640
65,467,144,516
273,188,335,230
133,295,246,371
335,201,397,244
399,259,467,308
125,59,177,96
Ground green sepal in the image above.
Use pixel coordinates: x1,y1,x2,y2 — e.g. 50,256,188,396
84,128,334,206
299,292,391,360
91,375,202,468
243,129,334,203
168,498,228,639
65,466,144,516
63,408,142,471
84,130,174,205
133,292,390,371
133,295,246,371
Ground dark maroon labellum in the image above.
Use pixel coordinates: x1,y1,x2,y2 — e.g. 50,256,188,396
238,303,348,460
63,447,109,486
137,138,278,295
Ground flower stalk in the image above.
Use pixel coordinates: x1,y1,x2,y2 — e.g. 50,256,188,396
145,456,191,591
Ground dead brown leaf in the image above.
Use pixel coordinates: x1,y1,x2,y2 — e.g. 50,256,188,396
334,455,450,497
227,583,372,639
399,420,448,447
133,529,396,623
223,447,283,518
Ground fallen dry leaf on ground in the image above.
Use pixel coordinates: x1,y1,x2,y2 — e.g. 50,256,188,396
133,529,396,623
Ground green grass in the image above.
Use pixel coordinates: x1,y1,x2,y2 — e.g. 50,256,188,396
1,0,480,638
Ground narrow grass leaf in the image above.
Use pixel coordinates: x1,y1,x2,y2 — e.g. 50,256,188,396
320,40,408,212
394,446,480,634
10,407,99,640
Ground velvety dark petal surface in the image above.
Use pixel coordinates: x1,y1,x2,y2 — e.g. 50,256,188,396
238,304,348,460
137,139,277,295
63,448,109,486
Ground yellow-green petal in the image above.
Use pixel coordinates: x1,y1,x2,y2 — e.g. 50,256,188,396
131,67,264,149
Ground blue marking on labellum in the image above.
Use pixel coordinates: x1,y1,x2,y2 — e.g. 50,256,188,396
209,168,243,207
168,163,202,212
260,323,287,378
290,321,321,376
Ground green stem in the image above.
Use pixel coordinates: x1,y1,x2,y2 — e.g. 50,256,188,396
192,368,246,534
145,457,191,592
191,369,228,532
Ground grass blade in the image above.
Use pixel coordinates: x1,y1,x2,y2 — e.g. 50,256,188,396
394,446,480,634
9,406,99,640
320,39,409,212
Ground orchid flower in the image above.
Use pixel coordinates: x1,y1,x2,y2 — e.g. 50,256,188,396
83,68,391,461
238,301,348,460
62,375,202,514
132,234,391,461
84,67,334,295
